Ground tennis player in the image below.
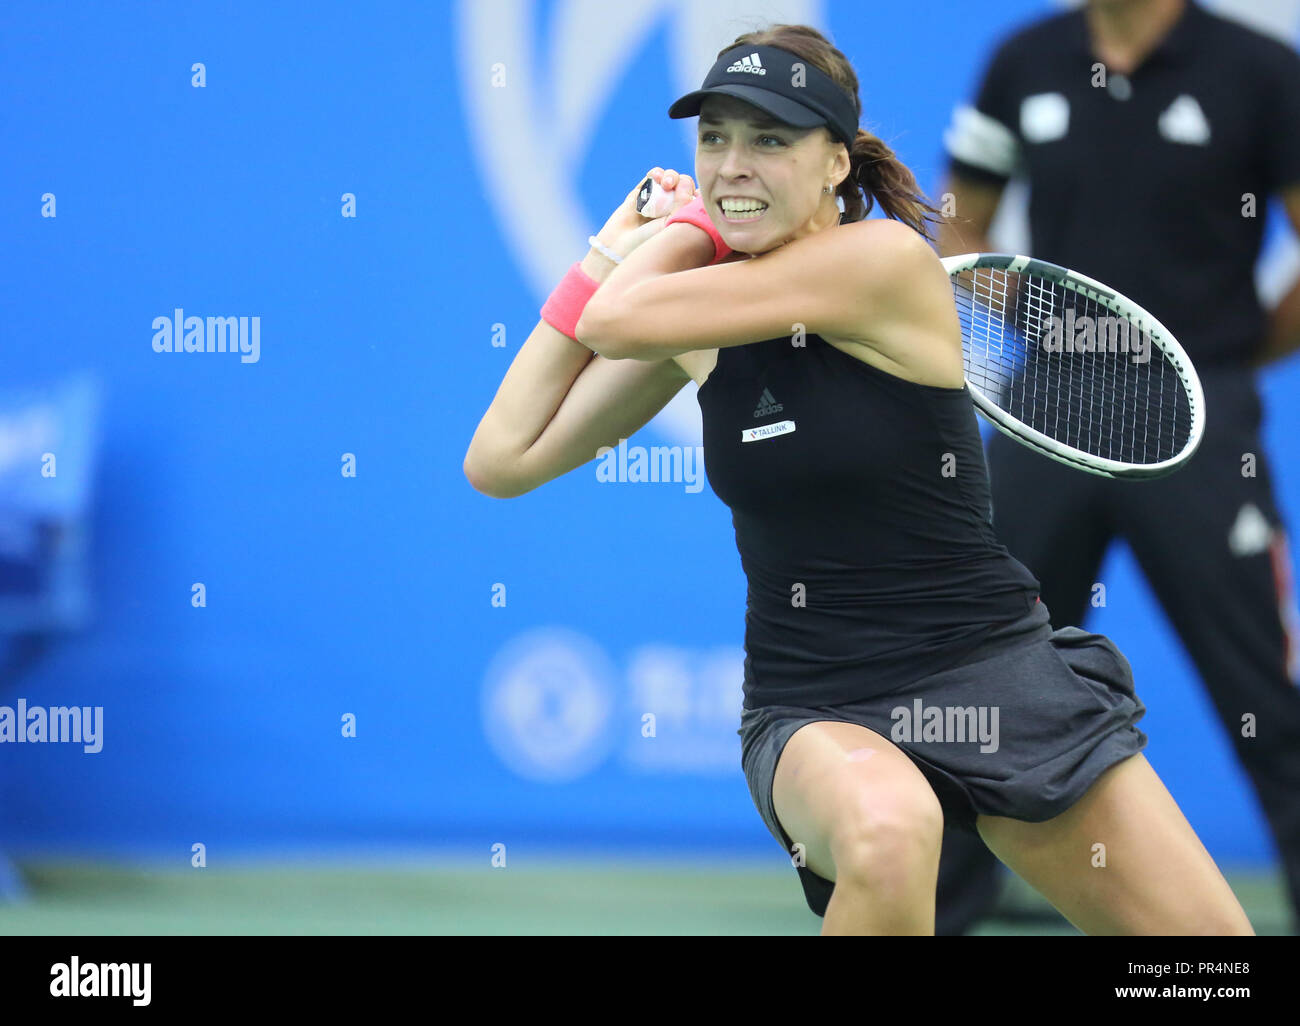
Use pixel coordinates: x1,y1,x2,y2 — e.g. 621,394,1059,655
463,23,1253,935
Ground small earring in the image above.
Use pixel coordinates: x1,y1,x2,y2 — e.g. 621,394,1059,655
823,184,832,195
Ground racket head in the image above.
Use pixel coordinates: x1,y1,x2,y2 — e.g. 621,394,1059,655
941,252,1206,479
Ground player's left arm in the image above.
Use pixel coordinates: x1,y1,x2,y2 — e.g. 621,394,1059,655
575,216,938,361
1255,184,1300,367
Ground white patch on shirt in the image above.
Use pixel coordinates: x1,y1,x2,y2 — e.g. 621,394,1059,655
1158,94,1212,145
1229,502,1273,556
1020,92,1070,143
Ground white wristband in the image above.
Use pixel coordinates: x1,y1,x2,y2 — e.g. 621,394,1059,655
587,236,624,265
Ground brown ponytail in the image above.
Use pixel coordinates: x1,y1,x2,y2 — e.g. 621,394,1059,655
843,127,943,239
719,24,944,241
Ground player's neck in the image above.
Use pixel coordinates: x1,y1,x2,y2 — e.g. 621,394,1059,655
1085,0,1187,75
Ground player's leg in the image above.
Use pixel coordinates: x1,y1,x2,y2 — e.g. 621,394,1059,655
771,720,944,934
1114,412,1300,931
976,752,1253,934
934,431,1115,932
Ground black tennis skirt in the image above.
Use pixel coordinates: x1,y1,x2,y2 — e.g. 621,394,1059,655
738,602,1148,917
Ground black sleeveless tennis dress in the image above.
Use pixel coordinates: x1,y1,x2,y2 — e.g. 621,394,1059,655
698,331,1148,917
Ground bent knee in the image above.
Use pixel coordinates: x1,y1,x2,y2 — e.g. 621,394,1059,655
828,788,944,888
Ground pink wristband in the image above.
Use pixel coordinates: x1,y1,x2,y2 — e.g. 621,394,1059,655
664,196,733,264
540,261,599,340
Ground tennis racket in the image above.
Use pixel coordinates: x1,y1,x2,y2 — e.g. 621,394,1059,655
942,252,1205,479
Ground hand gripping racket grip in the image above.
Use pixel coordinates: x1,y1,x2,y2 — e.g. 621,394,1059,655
635,176,675,218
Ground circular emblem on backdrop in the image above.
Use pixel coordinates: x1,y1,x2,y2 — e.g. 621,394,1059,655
481,628,617,782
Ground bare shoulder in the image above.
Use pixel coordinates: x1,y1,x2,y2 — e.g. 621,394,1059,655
838,217,948,284
819,219,966,388
815,217,954,319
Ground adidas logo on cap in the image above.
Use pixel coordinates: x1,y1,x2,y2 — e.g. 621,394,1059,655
726,53,766,76
753,387,783,417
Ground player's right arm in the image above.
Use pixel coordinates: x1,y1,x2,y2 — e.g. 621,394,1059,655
463,168,702,499
463,314,692,499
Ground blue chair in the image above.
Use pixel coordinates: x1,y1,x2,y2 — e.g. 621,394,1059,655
0,375,102,902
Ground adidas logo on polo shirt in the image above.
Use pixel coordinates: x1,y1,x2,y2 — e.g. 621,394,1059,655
753,387,783,417
727,53,766,75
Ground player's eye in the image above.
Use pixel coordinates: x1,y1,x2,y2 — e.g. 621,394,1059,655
757,134,785,147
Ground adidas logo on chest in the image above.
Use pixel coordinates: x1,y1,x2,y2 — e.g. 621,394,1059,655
753,387,783,417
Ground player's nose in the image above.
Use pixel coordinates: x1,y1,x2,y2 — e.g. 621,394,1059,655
716,142,752,180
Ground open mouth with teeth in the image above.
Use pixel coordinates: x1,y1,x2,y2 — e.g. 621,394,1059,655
718,198,769,222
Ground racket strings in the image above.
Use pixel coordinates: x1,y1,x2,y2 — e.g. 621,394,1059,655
952,268,1192,466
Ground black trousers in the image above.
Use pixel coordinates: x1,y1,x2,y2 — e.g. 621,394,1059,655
936,368,1300,934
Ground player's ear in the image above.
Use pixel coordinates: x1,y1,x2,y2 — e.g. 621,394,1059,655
832,138,851,183
820,141,842,191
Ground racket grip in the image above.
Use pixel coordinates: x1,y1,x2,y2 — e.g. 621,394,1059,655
636,178,676,218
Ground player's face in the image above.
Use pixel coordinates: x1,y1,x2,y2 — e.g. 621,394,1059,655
696,96,840,255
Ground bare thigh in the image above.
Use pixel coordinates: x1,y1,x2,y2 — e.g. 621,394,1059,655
976,753,1254,935
771,719,944,881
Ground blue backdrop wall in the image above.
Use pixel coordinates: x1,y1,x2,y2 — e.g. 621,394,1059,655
1,0,1298,867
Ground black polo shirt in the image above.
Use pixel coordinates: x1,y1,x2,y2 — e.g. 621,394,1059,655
944,0,1300,367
